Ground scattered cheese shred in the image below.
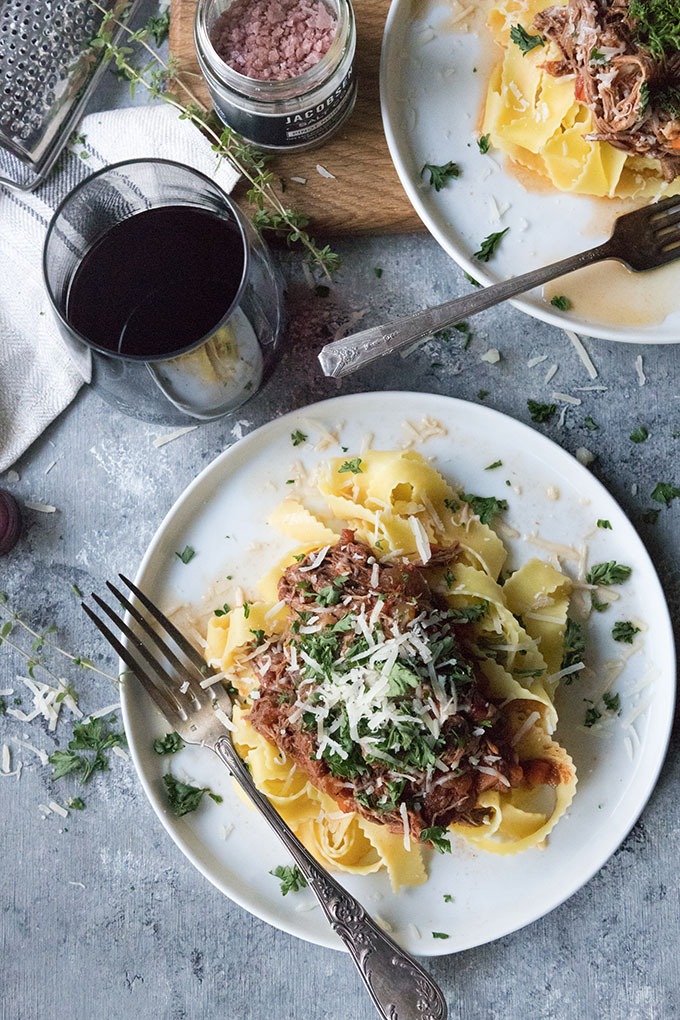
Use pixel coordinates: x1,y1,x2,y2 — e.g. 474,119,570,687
153,426,198,448
480,348,501,364
23,502,57,513
316,164,336,179
635,355,646,387
565,330,598,380
48,800,68,818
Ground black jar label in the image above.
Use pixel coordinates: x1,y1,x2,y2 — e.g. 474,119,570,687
215,67,356,149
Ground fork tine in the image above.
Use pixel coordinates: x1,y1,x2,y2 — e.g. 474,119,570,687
89,592,187,717
105,579,203,687
649,195,680,218
82,601,183,720
120,574,209,678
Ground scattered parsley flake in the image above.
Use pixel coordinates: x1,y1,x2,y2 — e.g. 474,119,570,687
584,704,601,728
477,389,489,400
153,731,184,755
420,160,461,191
583,416,599,431
432,931,450,939
561,618,585,674
176,545,195,564
474,227,509,262
597,519,612,530
464,272,481,287
603,691,621,714
242,602,251,619
338,458,363,475
270,864,308,895
374,267,383,278
510,23,544,54
591,595,609,612
290,429,307,446
162,774,219,816
421,826,452,853
68,797,86,810
214,603,230,617
586,561,632,585
443,894,454,903
550,295,571,311
630,426,649,443
651,482,680,506
485,460,503,470
612,621,641,644
478,134,490,154
527,399,557,423
459,492,508,525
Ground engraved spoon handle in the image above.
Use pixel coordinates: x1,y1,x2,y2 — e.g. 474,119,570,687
317,242,611,378
213,734,448,1020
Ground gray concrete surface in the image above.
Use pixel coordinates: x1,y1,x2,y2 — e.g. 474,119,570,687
2,30,680,1020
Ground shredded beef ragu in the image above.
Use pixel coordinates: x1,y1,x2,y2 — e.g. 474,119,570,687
534,0,680,180
247,531,562,845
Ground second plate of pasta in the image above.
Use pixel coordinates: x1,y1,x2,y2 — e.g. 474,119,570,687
120,392,674,956
380,0,680,343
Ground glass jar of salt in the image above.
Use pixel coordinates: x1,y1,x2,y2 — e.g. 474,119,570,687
195,0,357,150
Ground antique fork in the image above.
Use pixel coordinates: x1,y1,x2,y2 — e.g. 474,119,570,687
318,194,680,378
83,575,448,1020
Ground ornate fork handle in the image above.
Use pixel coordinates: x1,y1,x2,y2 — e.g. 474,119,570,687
213,735,448,1020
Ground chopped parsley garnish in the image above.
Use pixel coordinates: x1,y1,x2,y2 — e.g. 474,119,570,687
585,561,632,585
477,134,490,154
527,399,557,423
432,931,450,939
447,602,487,623
459,492,508,525
162,774,221,816
612,621,641,644
338,458,363,475
374,266,383,278
175,545,196,564
213,603,230,617
485,460,503,470
153,731,184,755
583,416,599,431
421,826,452,854
603,691,621,714
464,272,481,287
584,704,601,728
443,894,454,903
597,519,612,530
510,23,544,55
591,595,609,613
590,47,607,64
269,864,308,895
316,574,349,607
550,295,572,311
650,482,680,506
48,716,126,783
290,429,308,446
629,426,649,443
242,601,251,619
444,497,460,512
629,0,680,60
474,227,509,262
420,160,461,191
561,618,585,674
478,390,489,400
68,797,86,810
249,628,266,646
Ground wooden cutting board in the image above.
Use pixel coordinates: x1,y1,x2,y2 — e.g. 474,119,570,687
169,0,424,234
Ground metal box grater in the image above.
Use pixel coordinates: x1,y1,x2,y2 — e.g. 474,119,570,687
0,0,141,190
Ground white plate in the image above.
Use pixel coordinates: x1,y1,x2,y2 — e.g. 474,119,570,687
121,392,675,956
380,0,680,344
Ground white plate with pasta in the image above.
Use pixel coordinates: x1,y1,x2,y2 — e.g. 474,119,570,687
380,0,680,343
121,392,674,955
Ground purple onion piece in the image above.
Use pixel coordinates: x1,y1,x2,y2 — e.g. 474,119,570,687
0,490,22,555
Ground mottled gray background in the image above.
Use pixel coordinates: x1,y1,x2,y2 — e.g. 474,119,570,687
1,15,680,1020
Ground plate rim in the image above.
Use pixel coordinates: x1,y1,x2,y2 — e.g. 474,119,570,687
379,0,680,345
120,391,677,955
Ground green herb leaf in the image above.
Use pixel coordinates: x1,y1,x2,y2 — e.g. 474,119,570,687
474,227,509,262
153,731,184,755
550,295,571,311
459,492,508,525
629,0,680,60
290,429,308,446
509,23,544,54
420,826,452,854
527,399,557,423
603,691,621,714
650,482,680,506
420,160,461,191
630,426,649,443
176,545,196,564
338,458,363,475
561,618,585,674
612,621,641,644
269,864,308,895
597,519,612,529
443,893,454,903
585,561,632,585
68,797,86,810
584,704,601,728
477,134,490,154
485,459,503,470
374,266,383,278
432,931,450,939
162,774,215,816
583,416,599,431
214,603,230,617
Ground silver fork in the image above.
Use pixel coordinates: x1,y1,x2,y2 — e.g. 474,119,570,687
318,195,680,378
83,575,448,1020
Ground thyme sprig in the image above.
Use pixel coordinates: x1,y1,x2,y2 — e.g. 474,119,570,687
91,2,338,277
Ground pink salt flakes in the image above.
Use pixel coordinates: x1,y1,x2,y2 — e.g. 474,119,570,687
210,0,338,81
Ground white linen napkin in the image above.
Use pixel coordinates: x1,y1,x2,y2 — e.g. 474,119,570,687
0,104,240,473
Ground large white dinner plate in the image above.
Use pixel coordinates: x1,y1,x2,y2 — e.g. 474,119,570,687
380,0,680,344
121,392,675,956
